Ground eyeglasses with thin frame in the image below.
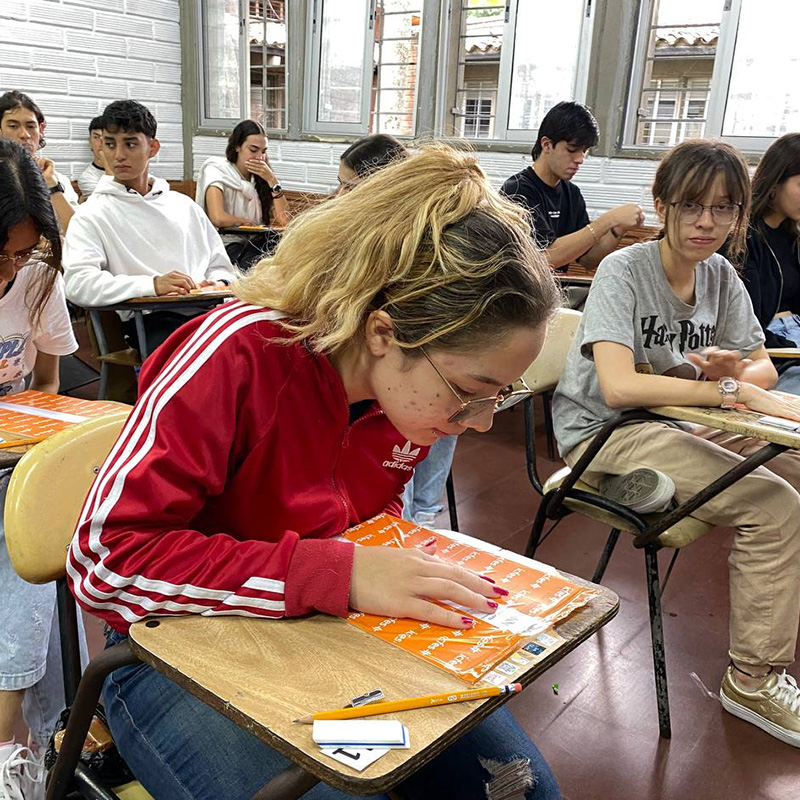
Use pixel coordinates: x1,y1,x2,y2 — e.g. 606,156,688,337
0,247,44,268
671,201,741,225
420,347,533,425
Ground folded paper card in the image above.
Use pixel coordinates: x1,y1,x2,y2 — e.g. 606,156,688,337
312,719,409,749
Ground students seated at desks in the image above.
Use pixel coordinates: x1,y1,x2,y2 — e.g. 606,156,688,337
68,144,562,800
552,139,800,747
0,140,87,799
501,101,644,270
63,100,235,355
337,132,408,190
77,115,110,198
195,120,288,270
722,133,800,393
0,90,79,233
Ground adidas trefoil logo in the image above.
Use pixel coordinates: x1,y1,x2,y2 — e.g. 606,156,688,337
383,440,420,471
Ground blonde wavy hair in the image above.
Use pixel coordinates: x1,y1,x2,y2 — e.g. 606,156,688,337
235,142,558,354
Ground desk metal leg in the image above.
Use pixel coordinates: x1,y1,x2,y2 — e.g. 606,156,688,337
133,311,149,361
250,764,320,800
645,544,671,739
445,470,459,531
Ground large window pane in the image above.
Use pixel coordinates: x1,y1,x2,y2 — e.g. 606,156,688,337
201,0,242,121
317,0,369,124
632,0,723,147
371,1,422,136
507,0,584,132
249,0,287,129
722,0,800,138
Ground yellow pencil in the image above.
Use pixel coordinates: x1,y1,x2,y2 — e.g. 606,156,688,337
293,683,522,724
0,435,49,450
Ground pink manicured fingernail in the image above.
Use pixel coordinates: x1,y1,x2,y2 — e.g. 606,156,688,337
461,616,474,627
479,575,496,584
486,601,498,610
493,587,509,596
422,536,437,546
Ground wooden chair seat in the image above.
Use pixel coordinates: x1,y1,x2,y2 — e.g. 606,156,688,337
543,466,711,549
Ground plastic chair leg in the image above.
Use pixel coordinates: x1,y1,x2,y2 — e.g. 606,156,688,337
644,544,671,739
592,528,621,584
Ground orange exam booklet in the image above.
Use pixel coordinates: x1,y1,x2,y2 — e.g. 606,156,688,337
0,391,122,438
342,514,598,684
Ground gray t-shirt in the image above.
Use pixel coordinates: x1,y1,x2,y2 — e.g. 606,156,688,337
552,240,764,457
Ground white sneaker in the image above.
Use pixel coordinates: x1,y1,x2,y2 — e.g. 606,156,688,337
0,743,45,800
599,468,676,514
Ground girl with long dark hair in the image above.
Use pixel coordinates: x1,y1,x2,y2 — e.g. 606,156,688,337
196,120,289,268
0,139,83,798
726,133,800,392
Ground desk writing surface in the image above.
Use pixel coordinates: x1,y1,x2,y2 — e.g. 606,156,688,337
766,347,800,359
125,289,233,305
648,405,800,449
129,571,617,794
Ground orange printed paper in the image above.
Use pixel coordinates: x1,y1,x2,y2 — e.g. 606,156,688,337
0,391,122,438
343,514,599,684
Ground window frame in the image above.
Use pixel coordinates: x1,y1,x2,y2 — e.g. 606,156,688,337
623,0,786,154
446,0,596,144
196,0,289,133
302,0,425,137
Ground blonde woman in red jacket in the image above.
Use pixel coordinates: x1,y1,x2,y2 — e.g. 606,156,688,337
69,144,561,800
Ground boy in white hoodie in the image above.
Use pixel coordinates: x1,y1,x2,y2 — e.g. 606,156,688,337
63,100,235,353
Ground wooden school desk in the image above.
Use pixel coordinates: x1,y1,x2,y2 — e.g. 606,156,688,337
627,403,800,549
128,545,619,799
88,290,233,361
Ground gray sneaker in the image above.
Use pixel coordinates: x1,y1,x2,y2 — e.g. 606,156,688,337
599,468,676,514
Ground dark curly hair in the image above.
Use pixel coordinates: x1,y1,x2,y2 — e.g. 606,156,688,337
0,139,61,326
225,120,274,224
101,100,157,139
0,90,46,149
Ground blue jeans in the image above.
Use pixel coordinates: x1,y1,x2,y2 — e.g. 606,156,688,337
0,470,88,746
402,436,458,523
767,316,800,395
102,630,560,800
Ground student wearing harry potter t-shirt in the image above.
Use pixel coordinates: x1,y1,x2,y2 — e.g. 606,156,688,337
501,101,644,270
553,139,800,749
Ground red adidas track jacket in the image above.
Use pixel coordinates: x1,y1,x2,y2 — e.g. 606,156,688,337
67,301,428,633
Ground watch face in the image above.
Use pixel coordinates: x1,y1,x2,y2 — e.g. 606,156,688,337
272,184,282,192
720,378,737,393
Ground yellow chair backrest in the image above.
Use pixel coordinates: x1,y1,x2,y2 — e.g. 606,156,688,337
522,307,582,394
5,410,130,584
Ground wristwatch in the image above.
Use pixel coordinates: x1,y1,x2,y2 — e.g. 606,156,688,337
270,183,283,196
717,376,741,410
49,181,64,195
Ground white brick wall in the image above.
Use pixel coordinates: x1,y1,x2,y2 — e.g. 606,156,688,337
0,0,184,182
194,136,661,223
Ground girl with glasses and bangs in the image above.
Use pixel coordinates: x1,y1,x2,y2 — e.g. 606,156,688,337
68,143,562,800
553,139,800,748
0,139,82,798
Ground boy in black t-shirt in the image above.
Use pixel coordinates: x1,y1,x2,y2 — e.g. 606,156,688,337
502,101,644,270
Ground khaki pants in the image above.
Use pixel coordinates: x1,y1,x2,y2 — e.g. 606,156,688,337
566,421,800,668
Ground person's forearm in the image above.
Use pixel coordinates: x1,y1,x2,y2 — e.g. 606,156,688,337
52,193,75,232
271,195,290,227
545,226,599,268
740,358,777,390
30,379,59,394
599,372,724,410
209,210,252,228
577,231,619,270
